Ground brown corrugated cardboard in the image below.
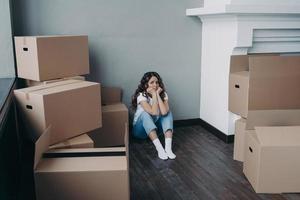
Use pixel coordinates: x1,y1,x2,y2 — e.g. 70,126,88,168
229,71,249,118
25,76,86,87
88,103,128,147
233,118,246,162
246,109,300,130
101,86,122,105
49,134,94,150
14,79,102,145
14,35,89,81
229,54,300,118
34,125,130,200
243,126,300,193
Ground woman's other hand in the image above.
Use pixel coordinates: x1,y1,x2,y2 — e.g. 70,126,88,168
147,87,156,95
156,87,163,94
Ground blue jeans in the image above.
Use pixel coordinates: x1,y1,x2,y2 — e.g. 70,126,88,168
133,111,173,139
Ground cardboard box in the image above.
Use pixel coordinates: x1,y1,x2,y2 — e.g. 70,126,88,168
25,76,86,87
101,86,122,105
34,126,129,200
49,134,94,150
88,103,128,147
233,118,247,162
15,35,89,81
229,54,300,118
14,79,102,145
243,126,300,193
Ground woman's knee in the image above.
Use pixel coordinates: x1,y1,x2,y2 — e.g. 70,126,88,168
161,111,173,121
140,111,154,120
159,111,173,133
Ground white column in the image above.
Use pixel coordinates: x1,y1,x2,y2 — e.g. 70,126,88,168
187,1,300,135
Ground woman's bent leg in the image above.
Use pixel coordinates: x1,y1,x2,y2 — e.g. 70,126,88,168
133,112,156,139
158,112,176,159
133,112,168,160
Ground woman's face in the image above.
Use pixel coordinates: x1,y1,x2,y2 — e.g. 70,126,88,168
147,76,159,91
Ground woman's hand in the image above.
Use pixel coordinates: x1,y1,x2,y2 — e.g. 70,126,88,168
146,87,156,95
156,87,163,94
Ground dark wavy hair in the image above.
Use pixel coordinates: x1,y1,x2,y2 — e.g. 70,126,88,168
131,71,166,110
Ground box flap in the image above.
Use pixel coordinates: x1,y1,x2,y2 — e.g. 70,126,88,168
255,126,300,146
15,79,81,94
35,156,127,172
45,147,126,154
34,126,51,169
49,134,93,149
246,109,300,129
33,81,99,95
103,103,128,113
248,54,300,110
36,146,127,172
230,55,249,73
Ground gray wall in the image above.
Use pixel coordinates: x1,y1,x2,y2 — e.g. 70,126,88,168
0,0,15,78
12,0,203,120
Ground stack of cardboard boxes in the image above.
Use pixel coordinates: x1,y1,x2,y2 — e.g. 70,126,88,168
229,54,300,193
13,35,129,200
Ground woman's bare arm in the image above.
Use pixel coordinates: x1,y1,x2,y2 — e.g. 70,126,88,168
156,88,169,115
140,89,159,115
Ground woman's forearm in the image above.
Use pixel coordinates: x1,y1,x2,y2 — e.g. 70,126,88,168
157,93,169,115
150,93,159,115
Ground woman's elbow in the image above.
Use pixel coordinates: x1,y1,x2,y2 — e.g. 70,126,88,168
151,111,159,116
161,110,169,116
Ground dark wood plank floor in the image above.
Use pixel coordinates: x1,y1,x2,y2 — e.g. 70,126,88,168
129,125,300,200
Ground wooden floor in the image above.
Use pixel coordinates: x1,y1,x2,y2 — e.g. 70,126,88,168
129,125,300,200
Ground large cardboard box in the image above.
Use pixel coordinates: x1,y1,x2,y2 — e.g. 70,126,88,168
229,54,300,118
233,118,246,162
15,35,89,81
233,110,300,162
34,126,130,200
101,86,122,105
14,79,102,145
49,134,94,150
243,126,300,193
88,103,128,147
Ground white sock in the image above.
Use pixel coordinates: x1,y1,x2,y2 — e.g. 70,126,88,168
152,138,168,160
165,138,176,159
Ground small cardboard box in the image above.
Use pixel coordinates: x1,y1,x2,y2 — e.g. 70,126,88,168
243,126,300,193
34,126,130,200
101,86,122,105
14,79,102,145
14,35,89,81
229,54,300,118
233,118,247,162
88,103,128,147
49,134,93,150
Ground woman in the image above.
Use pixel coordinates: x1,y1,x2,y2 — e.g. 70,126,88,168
131,72,176,160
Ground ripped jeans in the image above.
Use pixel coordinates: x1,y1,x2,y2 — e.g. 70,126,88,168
132,111,173,139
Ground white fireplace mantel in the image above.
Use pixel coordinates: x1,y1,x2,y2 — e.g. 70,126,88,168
186,1,300,136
